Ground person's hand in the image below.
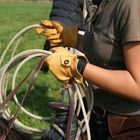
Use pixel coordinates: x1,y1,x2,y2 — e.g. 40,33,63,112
36,20,62,47
36,20,78,48
45,47,88,84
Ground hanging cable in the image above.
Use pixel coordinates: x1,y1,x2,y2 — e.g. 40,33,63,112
0,24,94,139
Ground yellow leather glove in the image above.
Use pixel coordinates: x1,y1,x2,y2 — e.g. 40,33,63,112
45,47,88,84
36,20,78,48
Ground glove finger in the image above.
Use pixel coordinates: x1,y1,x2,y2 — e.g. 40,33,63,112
50,43,61,47
44,29,58,37
49,39,62,44
41,19,54,28
47,33,60,40
52,21,63,33
49,47,71,54
35,27,45,34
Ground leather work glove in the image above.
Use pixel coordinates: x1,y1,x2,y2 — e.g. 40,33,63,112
36,20,78,48
45,47,88,84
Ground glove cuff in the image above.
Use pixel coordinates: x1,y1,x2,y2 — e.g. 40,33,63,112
77,58,88,75
61,25,78,48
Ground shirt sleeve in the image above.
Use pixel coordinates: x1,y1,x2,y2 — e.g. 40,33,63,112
49,0,85,29
116,0,140,45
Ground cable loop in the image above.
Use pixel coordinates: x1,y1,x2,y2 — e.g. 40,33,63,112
0,24,94,140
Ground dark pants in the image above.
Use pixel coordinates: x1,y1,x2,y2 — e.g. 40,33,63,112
108,113,140,140
89,109,110,140
89,109,140,140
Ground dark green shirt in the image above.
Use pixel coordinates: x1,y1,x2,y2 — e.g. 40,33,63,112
85,0,140,115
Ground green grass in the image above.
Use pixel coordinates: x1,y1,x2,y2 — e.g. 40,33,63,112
0,2,65,137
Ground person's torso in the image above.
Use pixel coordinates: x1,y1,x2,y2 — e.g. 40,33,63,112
89,0,140,115
90,0,124,70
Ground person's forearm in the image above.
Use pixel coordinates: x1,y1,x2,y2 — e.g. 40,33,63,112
83,63,140,101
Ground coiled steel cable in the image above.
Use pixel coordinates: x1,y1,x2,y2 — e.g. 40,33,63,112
0,24,94,139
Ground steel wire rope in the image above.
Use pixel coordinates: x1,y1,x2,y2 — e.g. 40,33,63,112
0,50,52,134
12,53,54,120
73,81,93,140
79,83,94,133
0,49,51,99
0,24,42,67
0,25,49,122
0,24,94,139
0,24,64,135
0,53,93,137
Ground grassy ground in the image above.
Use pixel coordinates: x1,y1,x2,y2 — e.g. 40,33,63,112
0,2,64,136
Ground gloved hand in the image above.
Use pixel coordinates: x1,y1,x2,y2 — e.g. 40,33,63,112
45,47,88,84
36,20,78,48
